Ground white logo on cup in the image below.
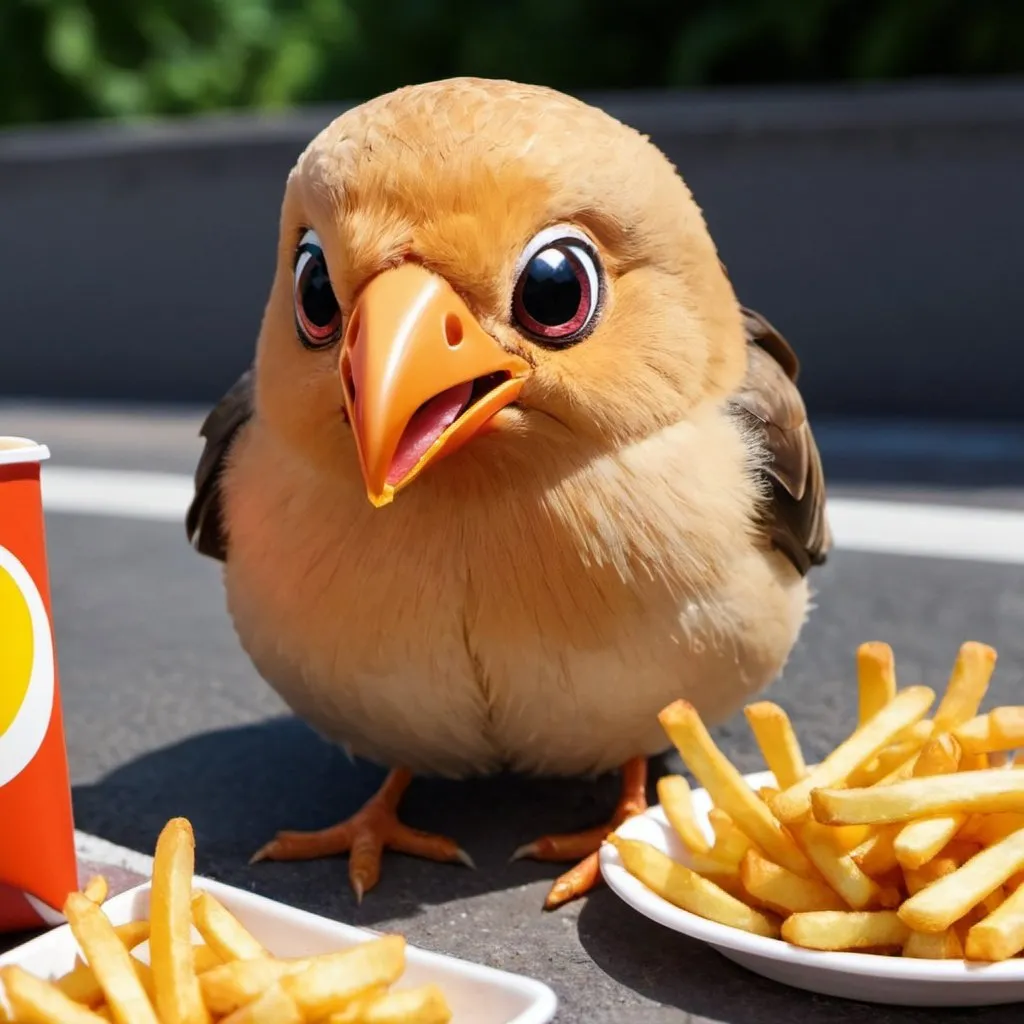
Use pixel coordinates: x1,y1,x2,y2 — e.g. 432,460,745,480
0,544,55,787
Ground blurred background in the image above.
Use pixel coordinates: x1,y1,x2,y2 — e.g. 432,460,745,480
1,0,1024,465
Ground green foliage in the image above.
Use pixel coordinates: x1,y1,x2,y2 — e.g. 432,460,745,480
2,0,1023,126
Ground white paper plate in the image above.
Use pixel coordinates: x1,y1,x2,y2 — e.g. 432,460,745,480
600,769,1024,1007
0,877,557,1024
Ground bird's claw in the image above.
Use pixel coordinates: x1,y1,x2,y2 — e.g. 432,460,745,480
513,755,650,910
249,772,472,903
508,842,539,864
543,853,602,910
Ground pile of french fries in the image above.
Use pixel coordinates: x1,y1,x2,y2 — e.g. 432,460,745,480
608,641,1024,962
0,818,452,1024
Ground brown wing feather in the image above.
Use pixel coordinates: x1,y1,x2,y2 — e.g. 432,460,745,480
185,368,255,562
731,306,831,576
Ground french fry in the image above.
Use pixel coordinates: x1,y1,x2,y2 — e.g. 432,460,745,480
899,828,1024,932
656,776,711,856
339,984,453,1024
771,686,935,823
83,876,109,905
192,945,222,974
965,882,1024,961
149,818,211,1024
281,937,407,1019
63,892,159,1024
54,963,108,1007
219,982,303,1024
792,821,892,910
892,734,967,869
954,715,1022,755
992,707,1024,748
133,959,157,1001
323,986,389,1024
56,960,155,1013
931,642,996,733
849,729,933,788
675,847,745,898
606,835,779,937
903,855,962,896
857,642,897,726
199,958,314,1017
874,752,921,788
781,911,909,951
813,769,1024,826
657,701,814,877
739,849,846,914
54,923,153,1006
684,851,743,878
825,824,874,853
914,734,962,777
904,929,963,959
707,809,753,866
114,923,152,951
191,892,268,962
893,720,934,745
743,702,807,788
851,825,901,878
1,965,110,1024
983,887,1007,915
960,752,990,771
873,732,958,793
895,816,968,871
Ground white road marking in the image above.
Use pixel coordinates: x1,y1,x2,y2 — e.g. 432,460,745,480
43,467,193,522
38,466,1024,566
75,829,155,875
826,498,1024,565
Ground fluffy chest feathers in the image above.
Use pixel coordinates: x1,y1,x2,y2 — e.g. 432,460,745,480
219,403,808,778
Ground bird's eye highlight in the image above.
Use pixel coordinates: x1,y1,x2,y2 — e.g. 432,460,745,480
294,229,342,348
512,233,601,346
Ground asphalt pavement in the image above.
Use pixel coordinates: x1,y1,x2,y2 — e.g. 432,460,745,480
4,401,1024,1024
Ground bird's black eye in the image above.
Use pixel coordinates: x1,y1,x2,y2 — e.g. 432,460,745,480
512,231,601,346
293,228,342,348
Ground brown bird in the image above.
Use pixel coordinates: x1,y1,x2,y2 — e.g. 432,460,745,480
186,77,830,910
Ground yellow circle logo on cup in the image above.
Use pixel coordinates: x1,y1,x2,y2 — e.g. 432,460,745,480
0,544,54,787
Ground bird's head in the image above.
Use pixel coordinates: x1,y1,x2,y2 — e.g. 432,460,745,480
254,78,748,507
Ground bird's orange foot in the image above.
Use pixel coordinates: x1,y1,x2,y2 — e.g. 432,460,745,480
512,756,648,910
249,768,473,903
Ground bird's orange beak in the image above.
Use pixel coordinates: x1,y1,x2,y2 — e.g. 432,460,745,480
340,263,531,507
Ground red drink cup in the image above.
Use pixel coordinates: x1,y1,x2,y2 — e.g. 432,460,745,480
0,437,77,931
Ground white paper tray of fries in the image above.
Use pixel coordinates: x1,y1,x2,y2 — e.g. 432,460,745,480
601,642,1024,1008
0,820,558,1024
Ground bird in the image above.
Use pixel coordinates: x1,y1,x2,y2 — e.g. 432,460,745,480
185,76,830,911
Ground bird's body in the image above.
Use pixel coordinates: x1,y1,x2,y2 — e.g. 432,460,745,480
188,77,830,905
222,392,806,779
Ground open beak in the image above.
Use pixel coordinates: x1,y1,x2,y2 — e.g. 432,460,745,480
340,263,531,507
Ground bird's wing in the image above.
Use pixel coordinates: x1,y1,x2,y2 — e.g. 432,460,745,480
185,368,255,561
730,306,832,576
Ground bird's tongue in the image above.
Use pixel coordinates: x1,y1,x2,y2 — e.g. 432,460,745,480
387,380,474,486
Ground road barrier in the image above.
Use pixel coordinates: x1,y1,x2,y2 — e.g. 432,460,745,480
1,79,1022,419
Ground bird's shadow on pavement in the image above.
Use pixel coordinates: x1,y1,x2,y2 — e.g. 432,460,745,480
576,890,1015,1024
72,715,679,926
